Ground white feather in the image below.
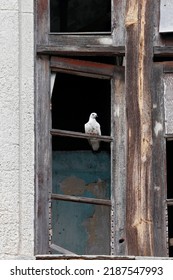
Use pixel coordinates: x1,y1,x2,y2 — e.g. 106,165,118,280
84,112,101,151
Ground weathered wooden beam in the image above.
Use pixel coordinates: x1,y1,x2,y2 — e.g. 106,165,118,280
51,193,111,207
35,56,51,254
152,63,167,257
37,45,125,56
50,57,115,78
36,255,136,260
154,46,173,57
50,129,113,142
125,0,154,256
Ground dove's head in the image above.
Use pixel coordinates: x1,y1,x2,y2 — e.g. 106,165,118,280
90,112,98,119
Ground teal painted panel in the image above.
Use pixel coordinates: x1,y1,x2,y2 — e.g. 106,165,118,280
52,151,110,255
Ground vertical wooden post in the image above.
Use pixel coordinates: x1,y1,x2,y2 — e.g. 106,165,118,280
35,56,51,254
111,67,126,255
125,0,154,256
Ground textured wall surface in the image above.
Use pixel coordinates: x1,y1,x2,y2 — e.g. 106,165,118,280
0,1,34,259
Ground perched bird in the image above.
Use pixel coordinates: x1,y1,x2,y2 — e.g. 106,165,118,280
84,112,101,151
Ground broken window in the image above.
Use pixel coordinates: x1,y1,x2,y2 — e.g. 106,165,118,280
50,57,113,255
50,0,111,33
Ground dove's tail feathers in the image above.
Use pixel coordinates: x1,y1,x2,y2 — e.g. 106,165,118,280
89,139,100,151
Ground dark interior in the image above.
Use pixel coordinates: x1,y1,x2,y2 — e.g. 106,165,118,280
50,0,111,33
166,140,173,256
51,72,111,151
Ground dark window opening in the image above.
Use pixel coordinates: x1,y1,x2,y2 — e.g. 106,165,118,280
50,0,111,33
51,68,111,255
166,140,173,257
166,140,173,199
51,72,111,151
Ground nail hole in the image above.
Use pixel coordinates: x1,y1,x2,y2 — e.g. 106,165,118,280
119,238,125,243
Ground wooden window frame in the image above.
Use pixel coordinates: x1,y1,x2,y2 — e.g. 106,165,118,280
35,54,126,256
36,0,126,55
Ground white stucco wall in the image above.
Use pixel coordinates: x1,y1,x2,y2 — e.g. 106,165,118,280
0,1,35,259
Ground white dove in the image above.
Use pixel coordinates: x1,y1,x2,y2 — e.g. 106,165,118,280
84,112,101,151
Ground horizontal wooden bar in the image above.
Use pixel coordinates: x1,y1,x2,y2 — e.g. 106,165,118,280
50,129,113,142
166,199,173,206
50,56,115,78
51,193,111,206
37,45,125,56
36,255,173,260
154,46,173,57
50,243,77,255
36,255,136,260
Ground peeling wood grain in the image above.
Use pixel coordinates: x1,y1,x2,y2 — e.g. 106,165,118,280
125,0,138,27
125,0,154,256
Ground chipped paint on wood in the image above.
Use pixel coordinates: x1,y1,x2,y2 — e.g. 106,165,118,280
125,0,138,27
52,151,110,255
154,122,163,137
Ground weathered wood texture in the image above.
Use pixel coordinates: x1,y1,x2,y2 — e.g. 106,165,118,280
111,67,126,255
36,0,49,44
152,63,167,256
112,0,126,46
35,56,51,254
50,129,113,142
37,45,125,57
36,255,173,260
51,193,111,207
125,0,154,256
50,57,115,79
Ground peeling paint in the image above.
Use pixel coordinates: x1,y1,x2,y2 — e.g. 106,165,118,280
97,37,112,45
114,105,120,117
154,121,163,137
125,0,138,26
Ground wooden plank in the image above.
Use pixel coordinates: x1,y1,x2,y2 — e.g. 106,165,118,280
111,67,126,255
112,0,126,46
37,45,125,56
36,0,49,44
36,255,136,260
50,57,115,78
50,129,113,142
152,63,167,257
35,55,51,254
154,47,173,57
50,243,77,255
51,193,111,207
49,34,113,46
125,0,154,256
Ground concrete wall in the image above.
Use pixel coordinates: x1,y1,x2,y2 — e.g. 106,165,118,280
0,1,35,259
